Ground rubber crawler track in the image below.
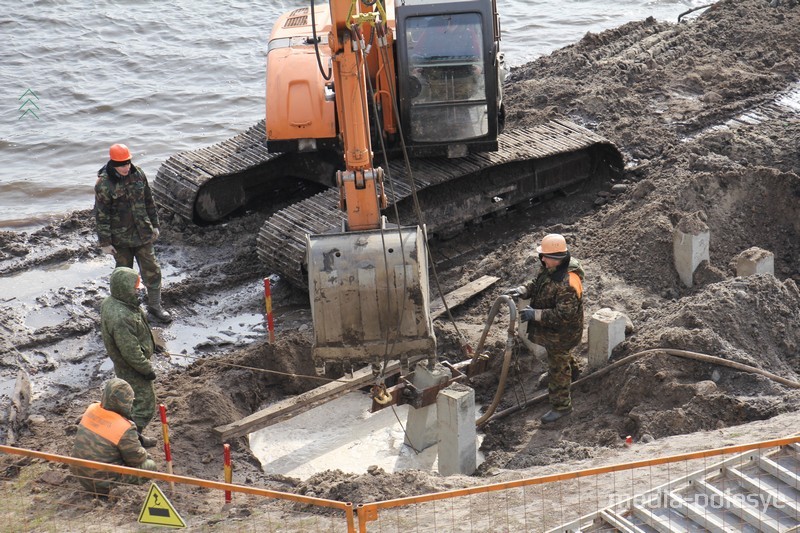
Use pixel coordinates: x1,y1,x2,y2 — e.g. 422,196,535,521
153,118,622,289
256,120,623,288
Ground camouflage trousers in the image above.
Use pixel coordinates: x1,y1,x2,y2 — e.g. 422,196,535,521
114,365,156,432
547,348,577,411
113,243,162,294
72,459,157,495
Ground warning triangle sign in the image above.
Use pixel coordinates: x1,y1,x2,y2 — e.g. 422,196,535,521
138,483,187,528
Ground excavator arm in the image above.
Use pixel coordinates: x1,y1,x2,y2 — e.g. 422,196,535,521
307,0,435,371
328,0,385,231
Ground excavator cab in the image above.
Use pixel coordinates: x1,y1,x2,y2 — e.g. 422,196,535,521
395,0,502,157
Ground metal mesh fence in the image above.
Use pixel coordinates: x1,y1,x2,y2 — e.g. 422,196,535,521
3,438,799,532
357,438,800,532
0,446,354,532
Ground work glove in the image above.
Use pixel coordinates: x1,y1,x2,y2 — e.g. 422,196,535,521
520,306,535,322
101,245,116,255
152,228,160,242
504,285,526,298
143,371,157,381
520,307,544,322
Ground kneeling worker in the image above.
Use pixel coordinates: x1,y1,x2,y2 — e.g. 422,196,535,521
71,378,157,496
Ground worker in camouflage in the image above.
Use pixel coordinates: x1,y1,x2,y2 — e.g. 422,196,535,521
506,234,585,423
101,266,158,447
95,143,171,323
71,378,157,496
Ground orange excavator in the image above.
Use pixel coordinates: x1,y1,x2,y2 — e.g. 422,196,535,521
153,0,623,370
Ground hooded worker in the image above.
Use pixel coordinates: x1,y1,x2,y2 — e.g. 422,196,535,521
71,378,157,496
506,233,585,423
94,143,171,323
101,266,158,446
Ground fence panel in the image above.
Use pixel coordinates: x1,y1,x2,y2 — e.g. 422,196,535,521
357,437,800,532
0,445,355,532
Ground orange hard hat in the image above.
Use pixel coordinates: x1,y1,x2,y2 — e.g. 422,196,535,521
109,143,132,162
536,233,568,255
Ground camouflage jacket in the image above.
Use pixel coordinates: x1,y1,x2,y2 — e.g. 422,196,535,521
519,256,585,352
94,162,159,248
101,267,155,378
71,378,149,469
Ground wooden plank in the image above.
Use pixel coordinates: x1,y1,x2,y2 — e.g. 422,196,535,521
598,510,646,533
430,275,500,320
214,359,407,440
694,479,781,533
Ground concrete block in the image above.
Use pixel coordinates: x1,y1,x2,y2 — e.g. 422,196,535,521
673,214,710,287
436,382,477,476
735,247,774,277
588,308,628,369
404,362,452,452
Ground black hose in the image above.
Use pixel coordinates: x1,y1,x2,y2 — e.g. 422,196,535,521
484,347,800,425
678,4,716,23
310,0,333,81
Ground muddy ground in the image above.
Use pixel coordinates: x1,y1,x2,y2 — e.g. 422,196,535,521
1,0,799,527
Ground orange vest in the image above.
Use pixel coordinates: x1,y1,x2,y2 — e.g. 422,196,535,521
568,271,583,299
80,403,132,445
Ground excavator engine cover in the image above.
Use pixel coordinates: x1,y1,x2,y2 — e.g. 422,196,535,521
307,225,435,365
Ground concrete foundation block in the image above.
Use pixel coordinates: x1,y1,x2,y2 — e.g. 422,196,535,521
588,308,628,369
436,382,477,476
735,247,774,277
404,362,452,452
673,214,710,287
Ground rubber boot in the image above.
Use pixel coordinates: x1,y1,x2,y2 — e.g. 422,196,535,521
146,287,172,323
138,432,157,448
541,407,572,424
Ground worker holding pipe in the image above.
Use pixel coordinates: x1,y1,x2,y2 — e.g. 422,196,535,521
100,266,158,447
71,378,157,496
506,233,585,423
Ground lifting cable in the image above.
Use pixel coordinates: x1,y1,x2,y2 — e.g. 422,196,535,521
159,351,354,384
371,12,473,357
350,16,411,384
482,347,800,428
353,11,456,451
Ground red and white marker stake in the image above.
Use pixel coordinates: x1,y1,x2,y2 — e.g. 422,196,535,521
224,443,232,504
264,277,275,343
159,404,175,492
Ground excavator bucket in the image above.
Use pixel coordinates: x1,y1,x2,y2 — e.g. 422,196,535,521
307,225,436,366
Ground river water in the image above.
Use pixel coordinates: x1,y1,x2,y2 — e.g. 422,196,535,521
1,0,704,231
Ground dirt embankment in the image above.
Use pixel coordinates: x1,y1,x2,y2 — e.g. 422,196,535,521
1,0,799,523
